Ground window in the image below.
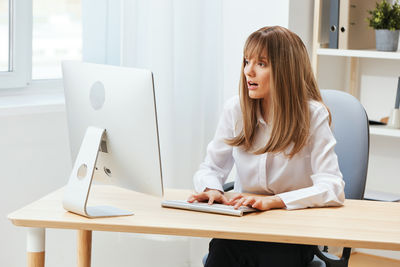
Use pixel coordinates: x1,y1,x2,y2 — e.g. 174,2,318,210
0,0,82,89
0,0,9,72
32,0,82,79
0,0,31,89
0,0,119,89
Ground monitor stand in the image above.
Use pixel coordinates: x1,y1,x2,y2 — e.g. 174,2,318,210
62,126,134,218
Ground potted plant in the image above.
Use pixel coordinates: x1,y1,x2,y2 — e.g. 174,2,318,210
367,0,400,51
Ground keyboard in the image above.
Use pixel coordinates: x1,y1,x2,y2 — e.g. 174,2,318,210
161,199,257,216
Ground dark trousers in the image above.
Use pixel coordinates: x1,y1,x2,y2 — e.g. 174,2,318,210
205,238,314,267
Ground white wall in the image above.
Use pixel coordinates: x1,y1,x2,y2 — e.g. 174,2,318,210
0,110,72,266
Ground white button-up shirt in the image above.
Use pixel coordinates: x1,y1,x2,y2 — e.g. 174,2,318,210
193,96,345,210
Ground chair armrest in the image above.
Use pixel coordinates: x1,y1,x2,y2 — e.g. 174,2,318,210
312,246,351,267
223,182,234,192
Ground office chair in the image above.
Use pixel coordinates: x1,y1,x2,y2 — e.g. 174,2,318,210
202,89,370,267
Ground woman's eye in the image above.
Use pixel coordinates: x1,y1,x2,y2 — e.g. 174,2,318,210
258,62,266,67
244,59,249,65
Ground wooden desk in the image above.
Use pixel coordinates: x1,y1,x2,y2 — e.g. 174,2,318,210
8,185,400,267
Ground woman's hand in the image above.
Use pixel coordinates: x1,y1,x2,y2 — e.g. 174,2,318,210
187,188,229,205
228,194,286,211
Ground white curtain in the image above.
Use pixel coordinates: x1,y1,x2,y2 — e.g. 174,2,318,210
121,0,224,189
83,0,293,190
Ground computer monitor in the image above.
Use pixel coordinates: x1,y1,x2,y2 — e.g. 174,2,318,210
62,61,163,218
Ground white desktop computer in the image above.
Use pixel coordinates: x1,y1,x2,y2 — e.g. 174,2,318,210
62,61,163,218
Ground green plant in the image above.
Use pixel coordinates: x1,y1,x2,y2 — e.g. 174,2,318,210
367,0,400,30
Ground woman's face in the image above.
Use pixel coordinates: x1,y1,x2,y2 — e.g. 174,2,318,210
243,56,271,100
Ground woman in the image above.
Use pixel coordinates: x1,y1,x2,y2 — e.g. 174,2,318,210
188,26,345,267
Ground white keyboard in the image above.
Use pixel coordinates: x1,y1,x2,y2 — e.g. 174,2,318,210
161,200,257,216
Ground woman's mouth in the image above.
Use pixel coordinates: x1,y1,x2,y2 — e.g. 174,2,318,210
247,81,258,90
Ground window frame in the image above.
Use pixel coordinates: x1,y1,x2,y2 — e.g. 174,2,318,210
0,0,121,91
0,0,32,89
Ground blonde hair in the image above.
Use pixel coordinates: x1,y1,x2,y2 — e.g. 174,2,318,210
226,26,330,158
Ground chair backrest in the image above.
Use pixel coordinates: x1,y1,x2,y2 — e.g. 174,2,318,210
320,90,369,200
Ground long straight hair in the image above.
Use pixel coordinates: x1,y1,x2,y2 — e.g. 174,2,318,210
226,26,330,158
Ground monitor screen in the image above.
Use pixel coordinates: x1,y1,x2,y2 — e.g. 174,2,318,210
62,61,163,217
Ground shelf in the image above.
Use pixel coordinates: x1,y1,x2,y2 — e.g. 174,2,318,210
317,48,400,60
369,125,400,138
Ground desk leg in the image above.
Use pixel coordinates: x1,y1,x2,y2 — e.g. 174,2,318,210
77,230,92,267
27,227,45,267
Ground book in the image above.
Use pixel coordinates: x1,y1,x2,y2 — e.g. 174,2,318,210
320,0,332,47
395,77,400,109
329,0,340,48
339,0,376,50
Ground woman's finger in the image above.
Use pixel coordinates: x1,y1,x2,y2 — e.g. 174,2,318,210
252,199,263,209
229,196,244,206
187,195,196,203
187,193,200,202
243,197,255,207
208,194,215,205
228,194,243,204
234,197,247,209
188,192,206,202
188,191,229,205
199,192,211,201
219,195,229,205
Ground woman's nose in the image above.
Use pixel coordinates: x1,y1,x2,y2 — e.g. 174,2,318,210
244,64,255,77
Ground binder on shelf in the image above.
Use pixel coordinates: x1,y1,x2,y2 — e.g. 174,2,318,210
339,0,376,50
395,77,400,109
329,0,340,48
319,0,332,47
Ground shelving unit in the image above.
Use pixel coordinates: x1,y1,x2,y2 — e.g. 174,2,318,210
312,0,400,139
317,48,400,60
369,126,400,138
311,0,400,261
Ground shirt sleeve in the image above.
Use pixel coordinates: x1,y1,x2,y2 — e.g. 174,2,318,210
193,98,237,193
277,105,345,210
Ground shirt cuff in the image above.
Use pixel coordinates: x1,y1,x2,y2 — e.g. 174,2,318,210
194,175,224,193
277,193,302,210
276,186,326,210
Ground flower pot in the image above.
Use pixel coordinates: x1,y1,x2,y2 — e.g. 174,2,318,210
375,29,400,51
